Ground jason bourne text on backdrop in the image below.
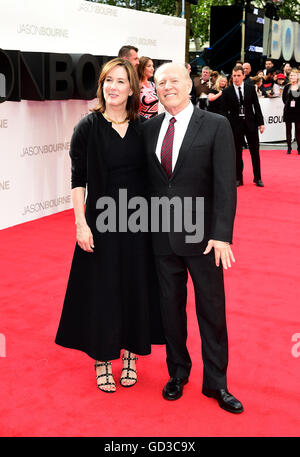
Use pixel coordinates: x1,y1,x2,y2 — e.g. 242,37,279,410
96,190,204,244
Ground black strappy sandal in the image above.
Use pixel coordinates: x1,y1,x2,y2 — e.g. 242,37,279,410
120,352,138,388
94,361,116,393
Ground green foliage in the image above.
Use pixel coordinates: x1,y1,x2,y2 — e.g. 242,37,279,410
93,0,176,11
190,0,233,47
255,0,299,22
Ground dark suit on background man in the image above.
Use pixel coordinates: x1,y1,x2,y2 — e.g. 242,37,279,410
221,66,265,187
242,62,254,86
143,63,243,414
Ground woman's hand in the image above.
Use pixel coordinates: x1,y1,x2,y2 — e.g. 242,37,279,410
76,222,94,253
208,91,222,102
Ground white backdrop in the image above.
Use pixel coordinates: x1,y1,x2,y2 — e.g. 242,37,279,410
0,0,186,230
259,97,291,143
1,0,186,58
0,99,96,229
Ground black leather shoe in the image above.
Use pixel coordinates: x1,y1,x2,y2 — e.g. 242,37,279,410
236,180,243,187
202,388,244,413
286,149,291,154
162,377,188,401
254,179,264,187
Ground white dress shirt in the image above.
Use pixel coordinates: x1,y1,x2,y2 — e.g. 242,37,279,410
233,82,244,101
155,102,194,172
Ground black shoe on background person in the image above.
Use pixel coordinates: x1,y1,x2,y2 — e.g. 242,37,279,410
253,179,264,187
162,377,189,401
202,388,244,414
286,148,291,154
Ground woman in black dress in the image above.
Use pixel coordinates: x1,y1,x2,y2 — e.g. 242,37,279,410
282,68,300,154
55,58,164,392
207,75,228,114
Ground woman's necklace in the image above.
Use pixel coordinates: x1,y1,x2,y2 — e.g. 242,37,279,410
103,112,128,124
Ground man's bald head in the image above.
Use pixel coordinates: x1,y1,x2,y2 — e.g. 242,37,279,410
154,62,191,84
154,62,192,116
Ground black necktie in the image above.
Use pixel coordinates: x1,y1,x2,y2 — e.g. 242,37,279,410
238,86,244,105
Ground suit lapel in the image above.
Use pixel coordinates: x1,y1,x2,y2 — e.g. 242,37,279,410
148,113,169,182
148,113,165,159
231,84,239,104
171,107,204,180
244,83,251,103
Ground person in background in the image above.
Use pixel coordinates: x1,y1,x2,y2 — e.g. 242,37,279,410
210,71,220,89
282,62,292,84
118,45,140,69
208,75,228,114
55,58,165,393
185,62,197,105
272,73,286,97
193,66,211,110
282,68,300,154
263,58,274,76
137,56,159,119
262,68,276,97
242,62,254,86
256,70,264,79
221,65,265,187
251,76,264,98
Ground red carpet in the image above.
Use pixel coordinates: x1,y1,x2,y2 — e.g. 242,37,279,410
1,148,300,437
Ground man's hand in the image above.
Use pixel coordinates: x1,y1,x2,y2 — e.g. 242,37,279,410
259,125,265,134
203,239,235,269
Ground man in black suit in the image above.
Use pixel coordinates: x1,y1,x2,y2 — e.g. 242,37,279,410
221,65,265,187
143,63,243,414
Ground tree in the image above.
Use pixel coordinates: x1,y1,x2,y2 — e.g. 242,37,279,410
189,0,233,51
255,0,299,22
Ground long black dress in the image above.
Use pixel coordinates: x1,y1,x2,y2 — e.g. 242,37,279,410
55,113,165,361
282,84,300,122
282,84,300,150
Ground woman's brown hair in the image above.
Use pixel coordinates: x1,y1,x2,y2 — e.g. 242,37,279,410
137,56,152,83
251,75,262,85
92,57,140,121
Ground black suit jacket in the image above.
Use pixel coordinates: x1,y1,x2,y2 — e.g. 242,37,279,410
143,106,237,256
221,84,264,133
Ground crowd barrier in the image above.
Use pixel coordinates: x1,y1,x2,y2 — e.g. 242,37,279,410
259,96,292,143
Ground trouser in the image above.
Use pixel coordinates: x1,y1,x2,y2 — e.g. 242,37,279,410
233,122,262,182
285,122,300,150
154,251,228,390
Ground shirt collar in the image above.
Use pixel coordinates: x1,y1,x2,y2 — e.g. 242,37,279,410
234,82,244,91
164,102,193,123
